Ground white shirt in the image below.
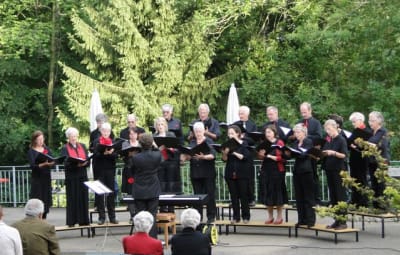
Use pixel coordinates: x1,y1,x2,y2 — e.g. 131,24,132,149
0,220,23,255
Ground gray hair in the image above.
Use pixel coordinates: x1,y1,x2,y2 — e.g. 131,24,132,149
100,122,112,131
239,105,250,115
369,111,384,125
162,104,173,113
65,127,79,138
300,102,312,111
127,114,137,122
349,112,365,122
193,121,205,132
133,211,154,233
180,208,201,229
324,119,338,129
198,103,210,113
293,123,307,136
25,199,44,217
95,113,108,123
266,106,278,113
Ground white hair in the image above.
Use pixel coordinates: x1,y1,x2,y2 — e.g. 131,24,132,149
127,114,136,122
193,121,205,131
239,106,250,115
162,104,173,112
266,106,278,113
324,119,338,129
95,113,108,123
369,111,384,125
100,122,112,131
65,127,79,138
25,199,44,217
133,211,154,233
180,208,201,229
198,103,210,113
349,112,365,122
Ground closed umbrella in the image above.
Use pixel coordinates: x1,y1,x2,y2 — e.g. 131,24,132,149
89,89,103,132
226,83,240,124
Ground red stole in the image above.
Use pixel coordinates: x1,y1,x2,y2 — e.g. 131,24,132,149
275,139,285,172
66,143,86,159
99,136,112,145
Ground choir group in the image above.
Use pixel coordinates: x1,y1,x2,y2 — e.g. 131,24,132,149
27,101,390,232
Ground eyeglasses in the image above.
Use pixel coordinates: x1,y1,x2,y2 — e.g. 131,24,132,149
128,121,136,123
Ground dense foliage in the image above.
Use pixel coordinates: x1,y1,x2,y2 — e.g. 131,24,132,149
1,0,400,164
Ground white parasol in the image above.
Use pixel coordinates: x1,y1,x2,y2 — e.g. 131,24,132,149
89,89,103,132
226,83,240,124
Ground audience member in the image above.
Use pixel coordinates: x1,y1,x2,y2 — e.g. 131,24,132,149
12,199,60,255
0,205,23,255
171,208,211,255
122,211,163,255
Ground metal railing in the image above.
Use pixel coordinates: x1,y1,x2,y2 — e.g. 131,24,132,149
0,160,334,207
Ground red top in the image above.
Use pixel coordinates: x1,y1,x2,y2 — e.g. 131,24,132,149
122,232,163,255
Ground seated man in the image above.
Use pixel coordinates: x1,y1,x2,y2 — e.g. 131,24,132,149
171,208,211,255
0,205,23,255
12,199,60,255
122,211,163,255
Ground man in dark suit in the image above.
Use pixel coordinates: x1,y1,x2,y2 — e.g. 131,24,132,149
12,199,60,255
119,113,145,140
128,133,163,238
188,103,221,142
261,106,291,142
171,208,211,255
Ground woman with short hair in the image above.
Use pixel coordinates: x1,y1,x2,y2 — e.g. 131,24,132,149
122,211,163,255
60,127,90,227
171,208,211,255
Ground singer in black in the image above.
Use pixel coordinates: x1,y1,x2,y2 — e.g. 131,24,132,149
27,130,54,219
92,122,119,225
181,121,217,224
60,127,89,227
222,125,251,223
322,119,348,230
285,124,316,227
367,111,390,209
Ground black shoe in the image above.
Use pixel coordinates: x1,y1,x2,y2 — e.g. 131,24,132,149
68,224,75,227
97,219,105,225
334,223,347,230
110,219,119,224
326,221,338,229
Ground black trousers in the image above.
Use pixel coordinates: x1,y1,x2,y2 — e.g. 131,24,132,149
191,177,216,221
293,171,316,225
311,159,321,204
349,159,368,206
369,162,385,209
247,157,255,203
226,178,250,221
134,198,159,239
95,170,116,220
325,169,347,205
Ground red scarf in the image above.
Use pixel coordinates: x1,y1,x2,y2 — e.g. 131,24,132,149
275,139,285,172
359,123,366,129
99,136,112,145
66,143,86,159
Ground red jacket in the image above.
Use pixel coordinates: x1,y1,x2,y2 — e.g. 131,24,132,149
122,232,163,255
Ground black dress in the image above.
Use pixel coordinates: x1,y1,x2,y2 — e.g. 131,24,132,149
260,139,287,206
27,147,53,217
60,143,90,226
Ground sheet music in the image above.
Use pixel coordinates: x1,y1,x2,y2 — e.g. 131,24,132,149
84,180,113,195
280,126,292,136
343,129,352,139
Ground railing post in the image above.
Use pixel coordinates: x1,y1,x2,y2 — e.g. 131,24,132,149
12,166,17,207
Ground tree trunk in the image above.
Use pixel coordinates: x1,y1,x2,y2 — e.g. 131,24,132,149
47,0,59,146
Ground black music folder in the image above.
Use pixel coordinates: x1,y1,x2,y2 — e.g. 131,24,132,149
247,131,264,142
65,156,91,165
221,138,241,151
348,128,372,144
35,153,66,164
119,145,142,157
219,122,229,129
312,137,326,148
96,138,125,153
179,141,211,156
211,144,222,153
153,136,180,148
255,140,273,153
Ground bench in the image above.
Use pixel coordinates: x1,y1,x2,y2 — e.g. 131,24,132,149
55,225,92,238
89,206,129,224
216,203,295,222
295,223,360,244
348,211,399,238
213,220,295,237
